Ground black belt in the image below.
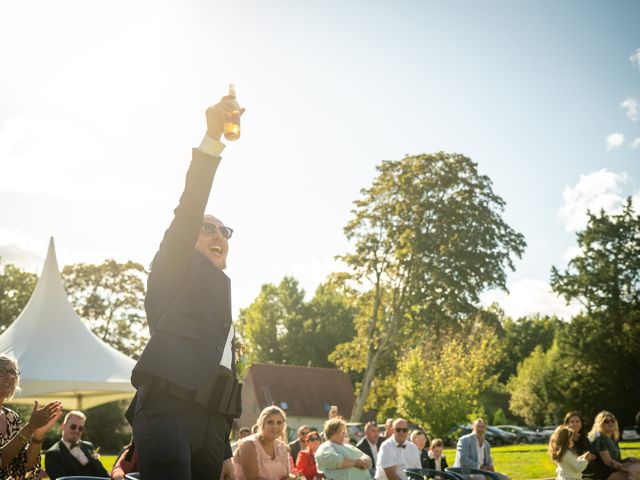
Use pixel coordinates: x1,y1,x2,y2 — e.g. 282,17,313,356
147,376,242,418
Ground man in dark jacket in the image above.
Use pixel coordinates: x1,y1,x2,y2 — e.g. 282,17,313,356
45,411,109,480
356,421,384,474
128,94,244,480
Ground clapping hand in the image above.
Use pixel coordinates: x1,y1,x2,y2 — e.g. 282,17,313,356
29,400,62,433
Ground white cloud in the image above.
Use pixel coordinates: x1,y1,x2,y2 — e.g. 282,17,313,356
481,279,581,320
606,132,625,150
621,97,639,122
630,48,640,70
557,169,627,232
0,229,45,271
631,138,640,149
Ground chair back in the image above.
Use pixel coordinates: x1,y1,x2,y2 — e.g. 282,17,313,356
57,477,110,480
446,467,502,480
405,468,466,480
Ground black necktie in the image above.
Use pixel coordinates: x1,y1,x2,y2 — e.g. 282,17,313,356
397,444,407,448
69,442,79,450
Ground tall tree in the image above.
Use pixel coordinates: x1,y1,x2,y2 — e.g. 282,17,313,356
550,199,640,424
236,276,306,365
62,260,148,358
0,261,37,332
507,343,564,425
397,321,502,438
332,152,526,420
236,275,357,368
496,314,562,383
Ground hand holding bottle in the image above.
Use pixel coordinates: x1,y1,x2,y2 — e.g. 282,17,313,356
206,85,245,141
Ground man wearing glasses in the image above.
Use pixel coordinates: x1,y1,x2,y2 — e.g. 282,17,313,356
375,418,421,480
45,411,109,480
127,93,244,480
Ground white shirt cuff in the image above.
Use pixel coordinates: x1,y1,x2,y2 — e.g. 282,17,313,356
199,134,225,157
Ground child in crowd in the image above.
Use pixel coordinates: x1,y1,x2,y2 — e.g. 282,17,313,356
548,426,594,480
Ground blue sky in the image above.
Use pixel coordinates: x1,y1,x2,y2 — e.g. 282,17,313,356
1,0,639,318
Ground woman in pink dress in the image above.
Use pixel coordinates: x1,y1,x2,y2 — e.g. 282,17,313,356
233,406,290,480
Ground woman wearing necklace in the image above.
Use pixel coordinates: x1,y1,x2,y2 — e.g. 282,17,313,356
234,406,290,480
0,355,62,480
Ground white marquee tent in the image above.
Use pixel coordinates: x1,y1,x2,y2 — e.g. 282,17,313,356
0,238,136,409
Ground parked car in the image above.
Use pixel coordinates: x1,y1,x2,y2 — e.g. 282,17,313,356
622,427,640,441
486,426,517,445
495,425,545,443
447,424,516,446
347,422,365,445
534,425,556,441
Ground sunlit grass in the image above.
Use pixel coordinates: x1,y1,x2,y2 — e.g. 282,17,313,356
99,443,640,479
441,442,640,480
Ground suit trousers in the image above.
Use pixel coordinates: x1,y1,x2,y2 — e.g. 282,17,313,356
132,387,231,480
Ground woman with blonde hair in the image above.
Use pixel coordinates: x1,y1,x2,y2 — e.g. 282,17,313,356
315,417,371,480
548,426,594,480
0,355,62,480
587,411,640,480
233,406,290,480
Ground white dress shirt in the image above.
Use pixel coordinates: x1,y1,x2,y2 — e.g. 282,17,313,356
375,436,421,480
62,440,89,466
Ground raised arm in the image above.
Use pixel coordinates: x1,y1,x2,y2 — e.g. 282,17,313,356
146,98,239,330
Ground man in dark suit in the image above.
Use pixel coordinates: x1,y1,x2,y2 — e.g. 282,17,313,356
128,94,244,480
289,425,310,463
356,421,384,475
44,410,109,480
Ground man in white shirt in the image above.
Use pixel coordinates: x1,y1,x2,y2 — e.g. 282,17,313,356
375,418,421,480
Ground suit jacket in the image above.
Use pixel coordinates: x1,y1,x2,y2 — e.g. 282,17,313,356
45,440,109,480
426,454,449,470
132,149,234,391
356,436,384,469
289,439,303,464
453,433,492,469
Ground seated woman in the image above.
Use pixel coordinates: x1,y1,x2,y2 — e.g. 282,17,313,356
0,355,62,480
564,411,590,456
548,425,594,480
233,406,290,480
111,439,139,480
427,438,449,472
586,411,640,480
297,431,322,480
315,418,371,480
410,429,430,468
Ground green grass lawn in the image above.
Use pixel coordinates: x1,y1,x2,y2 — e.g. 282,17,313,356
441,442,640,480
99,442,640,480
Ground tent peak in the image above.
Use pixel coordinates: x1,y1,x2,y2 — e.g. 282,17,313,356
43,236,60,276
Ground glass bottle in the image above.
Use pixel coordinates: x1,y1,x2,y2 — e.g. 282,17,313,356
223,84,241,141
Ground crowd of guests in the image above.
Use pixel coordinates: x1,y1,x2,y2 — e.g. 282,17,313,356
230,409,466,480
548,410,640,480
1,353,639,480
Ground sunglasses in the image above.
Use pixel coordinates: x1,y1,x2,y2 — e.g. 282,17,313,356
202,223,234,240
69,424,84,432
307,436,320,442
395,428,409,433
603,419,615,424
